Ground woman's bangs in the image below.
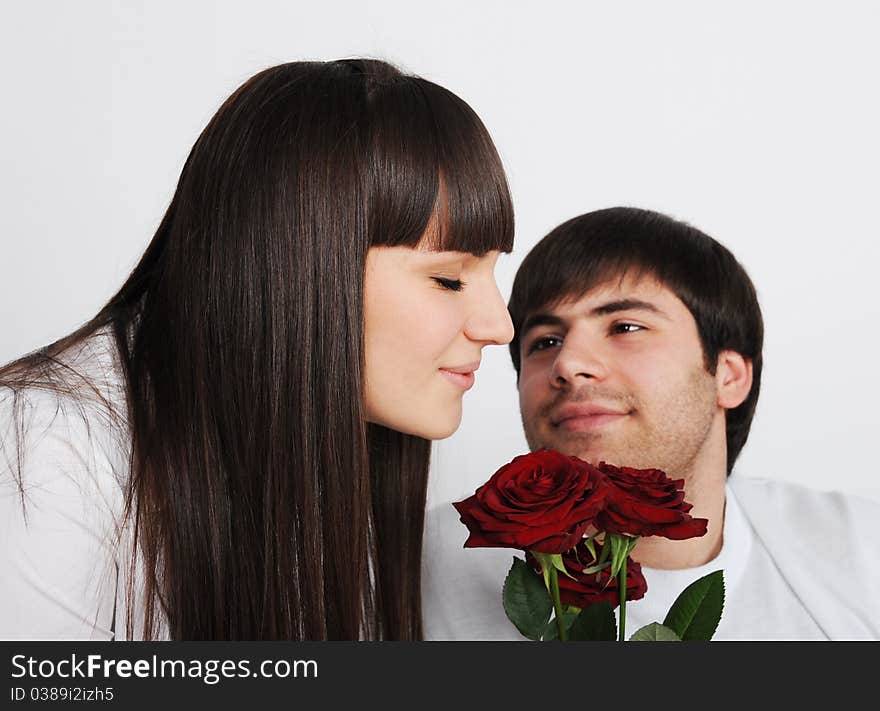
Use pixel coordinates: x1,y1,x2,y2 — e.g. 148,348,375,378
425,81,513,255
367,77,513,255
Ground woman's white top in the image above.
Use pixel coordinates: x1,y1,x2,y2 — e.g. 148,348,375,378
0,329,151,639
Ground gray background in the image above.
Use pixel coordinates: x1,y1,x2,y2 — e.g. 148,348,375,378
1,1,877,506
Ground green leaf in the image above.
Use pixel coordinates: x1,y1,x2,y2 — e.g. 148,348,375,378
662,570,725,641
568,602,617,641
608,534,629,579
549,553,575,580
629,622,682,641
502,557,553,640
541,611,580,641
582,537,597,561
531,552,562,587
528,551,554,592
597,539,611,565
580,562,611,575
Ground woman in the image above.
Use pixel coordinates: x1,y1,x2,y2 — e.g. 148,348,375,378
0,59,513,640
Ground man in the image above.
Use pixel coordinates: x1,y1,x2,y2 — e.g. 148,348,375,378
422,207,880,640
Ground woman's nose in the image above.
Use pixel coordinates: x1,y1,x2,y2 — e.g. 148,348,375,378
465,282,514,345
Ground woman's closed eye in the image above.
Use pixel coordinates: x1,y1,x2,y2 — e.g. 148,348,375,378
432,277,465,292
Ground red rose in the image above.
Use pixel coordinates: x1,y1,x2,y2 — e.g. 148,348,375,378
453,449,608,554
526,539,647,609
593,462,708,540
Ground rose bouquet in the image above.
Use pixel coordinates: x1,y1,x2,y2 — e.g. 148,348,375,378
453,449,724,641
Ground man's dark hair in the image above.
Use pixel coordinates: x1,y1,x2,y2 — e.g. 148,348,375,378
508,207,763,475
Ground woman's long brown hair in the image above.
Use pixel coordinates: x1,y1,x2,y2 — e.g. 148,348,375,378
0,60,513,639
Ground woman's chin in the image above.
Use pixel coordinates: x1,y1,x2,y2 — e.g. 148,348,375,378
421,420,461,441
369,409,462,441
415,404,463,440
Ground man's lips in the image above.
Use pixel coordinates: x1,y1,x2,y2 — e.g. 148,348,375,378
439,361,480,391
551,404,630,432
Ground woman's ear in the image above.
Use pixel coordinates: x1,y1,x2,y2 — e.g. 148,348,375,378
716,350,753,409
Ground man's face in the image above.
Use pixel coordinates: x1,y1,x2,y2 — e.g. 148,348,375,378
517,274,724,482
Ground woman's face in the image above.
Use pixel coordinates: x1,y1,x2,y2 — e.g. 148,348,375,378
363,239,514,439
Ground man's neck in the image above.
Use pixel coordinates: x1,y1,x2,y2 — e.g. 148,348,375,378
628,465,728,570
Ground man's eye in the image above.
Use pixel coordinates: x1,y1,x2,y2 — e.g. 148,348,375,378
527,336,562,354
433,277,465,292
611,322,643,334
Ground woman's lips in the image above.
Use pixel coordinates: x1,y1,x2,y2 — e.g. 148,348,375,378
439,369,476,391
439,362,479,391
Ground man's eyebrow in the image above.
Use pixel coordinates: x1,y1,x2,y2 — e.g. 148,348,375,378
520,313,567,335
520,299,671,335
590,298,671,319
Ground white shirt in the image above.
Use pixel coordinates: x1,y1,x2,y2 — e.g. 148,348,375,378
620,484,824,640
0,329,151,640
421,476,880,641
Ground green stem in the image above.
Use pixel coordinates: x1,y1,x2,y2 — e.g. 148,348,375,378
549,567,568,641
618,563,627,642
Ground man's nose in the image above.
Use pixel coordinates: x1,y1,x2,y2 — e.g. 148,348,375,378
549,337,608,388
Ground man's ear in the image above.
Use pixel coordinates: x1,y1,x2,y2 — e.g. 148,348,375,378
716,350,753,409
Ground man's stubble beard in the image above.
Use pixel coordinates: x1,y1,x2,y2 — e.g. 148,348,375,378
520,365,719,484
